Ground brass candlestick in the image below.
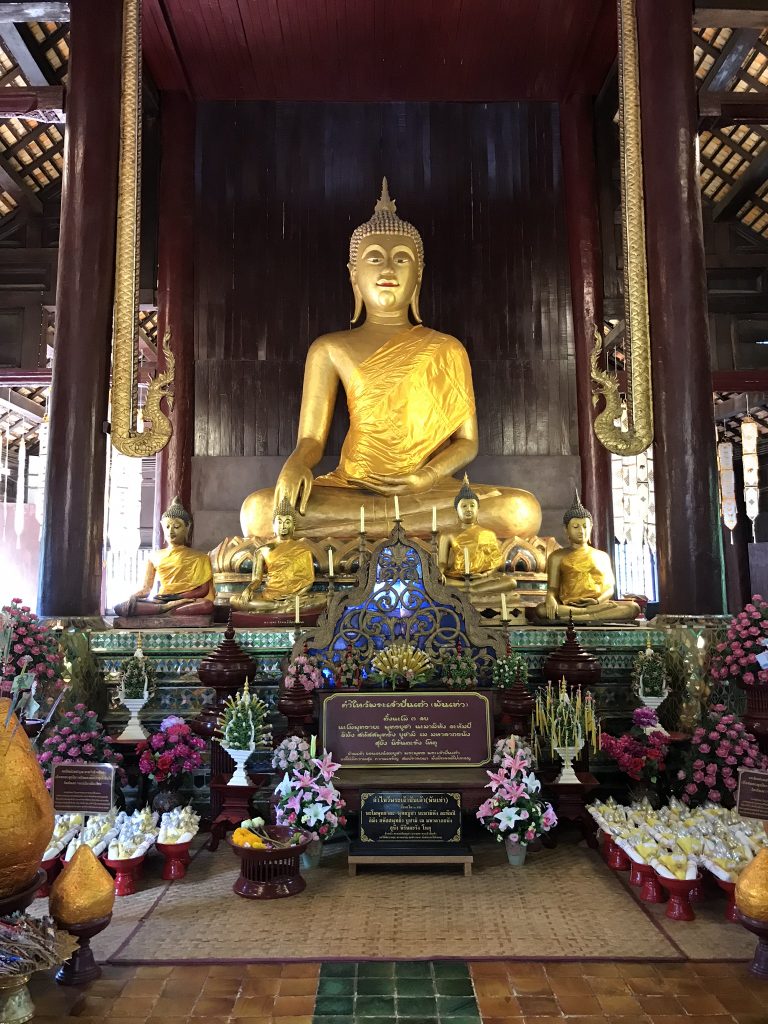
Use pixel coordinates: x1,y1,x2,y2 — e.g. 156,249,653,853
358,530,369,575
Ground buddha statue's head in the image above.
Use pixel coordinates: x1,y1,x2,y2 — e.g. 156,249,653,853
161,495,192,547
348,178,424,325
273,496,297,541
454,474,479,526
563,491,593,547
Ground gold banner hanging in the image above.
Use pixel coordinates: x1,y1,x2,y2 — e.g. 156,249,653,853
590,0,653,456
109,0,174,458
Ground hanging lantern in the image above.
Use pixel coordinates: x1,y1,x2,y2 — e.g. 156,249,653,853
717,440,738,540
741,416,760,542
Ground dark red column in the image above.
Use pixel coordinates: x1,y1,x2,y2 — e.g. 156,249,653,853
38,0,122,616
560,95,615,554
636,0,724,614
153,91,195,543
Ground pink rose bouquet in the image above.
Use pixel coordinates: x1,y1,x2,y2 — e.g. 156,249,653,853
676,703,767,807
283,653,324,693
1,597,64,710
136,716,206,783
601,707,670,784
37,703,124,787
476,748,557,847
710,594,768,687
274,744,348,841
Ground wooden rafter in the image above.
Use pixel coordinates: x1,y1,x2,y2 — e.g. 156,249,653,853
713,146,768,221
694,2,768,28
0,21,48,85
0,85,63,121
0,149,40,212
0,3,68,19
701,28,761,91
700,91,768,123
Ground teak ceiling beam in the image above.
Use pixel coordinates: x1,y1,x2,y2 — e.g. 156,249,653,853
694,1,768,27
0,2,68,20
0,22,49,86
0,150,41,213
713,147,768,221
0,385,43,421
0,85,64,121
700,28,760,92
699,91,768,124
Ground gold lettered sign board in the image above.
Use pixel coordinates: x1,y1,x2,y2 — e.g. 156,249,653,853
52,762,116,815
737,768,768,821
360,791,462,844
321,690,492,768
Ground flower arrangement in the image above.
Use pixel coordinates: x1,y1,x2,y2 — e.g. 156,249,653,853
533,678,600,756
271,735,313,772
284,652,324,693
601,707,670,784
439,642,477,690
493,734,535,767
371,641,431,687
476,747,557,846
217,680,271,750
1,598,64,710
118,648,157,700
492,651,528,690
676,703,768,807
335,647,363,688
274,737,348,841
709,594,768,687
631,641,668,701
37,704,124,786
136,716,206,784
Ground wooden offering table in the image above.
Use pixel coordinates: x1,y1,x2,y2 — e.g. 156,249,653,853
540,769,600,848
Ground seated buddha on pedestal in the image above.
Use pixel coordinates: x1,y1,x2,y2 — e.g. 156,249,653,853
229,498,325,617
438,476,518,615
114,497,215,621
530,493,640,625
239,179,541,542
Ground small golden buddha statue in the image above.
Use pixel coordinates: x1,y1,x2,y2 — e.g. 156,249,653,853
438,476,517,614
240,179,541,541
114,496,215,618
531,493,640,624
230,498,324,615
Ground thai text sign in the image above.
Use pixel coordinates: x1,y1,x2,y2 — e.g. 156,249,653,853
360,791,462,844
737,768,768,821
321,691,491,767
52,762,115,815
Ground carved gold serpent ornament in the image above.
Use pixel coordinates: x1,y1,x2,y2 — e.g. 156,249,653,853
590,0,653,456
109,0,174,457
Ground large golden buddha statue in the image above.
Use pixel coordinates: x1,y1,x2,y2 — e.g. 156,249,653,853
438,475,518,615
230,498,325,616
114,497,214,620
531,493,640,625
240,180,541,541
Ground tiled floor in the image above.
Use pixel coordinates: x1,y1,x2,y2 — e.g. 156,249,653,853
25,958,766,1024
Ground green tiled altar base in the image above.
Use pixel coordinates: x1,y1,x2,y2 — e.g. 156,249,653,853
315,961,478,1023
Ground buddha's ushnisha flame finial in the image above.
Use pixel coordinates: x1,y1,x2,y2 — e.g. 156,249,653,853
454,473,479,509
349,178,424,269
563,488,593,526
274,495,296,518
162,494,192,526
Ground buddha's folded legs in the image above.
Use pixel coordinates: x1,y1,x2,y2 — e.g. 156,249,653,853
241,482,541,540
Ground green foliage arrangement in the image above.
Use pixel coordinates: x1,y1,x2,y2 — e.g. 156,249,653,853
631,643,667,699
492,651,529,690
440,642,478,691
217,680,271,750
119,650,157,700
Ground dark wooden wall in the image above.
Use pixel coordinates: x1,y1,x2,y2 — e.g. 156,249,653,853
194,101,577,459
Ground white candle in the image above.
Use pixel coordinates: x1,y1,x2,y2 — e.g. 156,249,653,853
394,495,400,521
463,546,471,575
328,548,334,577
360,505,365,533
432,505,437,532
294,595,300,622
501,593,508,621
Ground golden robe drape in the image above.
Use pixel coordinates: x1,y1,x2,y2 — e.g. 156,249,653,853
153,546,214,599
445,525,503,577
558,547,605,606
261,540,315,600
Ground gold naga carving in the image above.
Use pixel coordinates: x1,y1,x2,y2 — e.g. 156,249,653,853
590,0,653,457
110,0,174,458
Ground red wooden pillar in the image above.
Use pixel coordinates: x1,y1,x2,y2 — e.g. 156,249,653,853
153,91,195,542
38,0,122,616
636,0,724,614
560,95,615,554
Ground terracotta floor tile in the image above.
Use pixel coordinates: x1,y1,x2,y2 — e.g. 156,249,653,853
626,974,668,995
554,991,603,1015
68,996,117,1017
516,995,560,1015
644,1016,693,1024
676,993,729,1015
545,962,589,977
562,1018,613,1024
505,963,548,979
207,964,248,978
637,993,684,1014
476,995,523,1016
474,978,516,998
589,977,630,994
472,961,514,975
596,993,644,1014
119,979,168,998
135,966,175,979
232,996,278,1016
270,1017,313,1024
191,996,238,1016
239,977,280,996
279,963,320,977
109,999,159,1019
169,966,211,981
200,977,243,996
277,976,318,996
271,995,315,1015
715,988,765,1014
508,973,554,996
618,963,662,977
580,963,623,977
244,963,284,977
547,977,593,997
164,979,207,997
148,996,198,1017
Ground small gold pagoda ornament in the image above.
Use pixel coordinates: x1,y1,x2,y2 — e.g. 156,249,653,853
49,846,116,927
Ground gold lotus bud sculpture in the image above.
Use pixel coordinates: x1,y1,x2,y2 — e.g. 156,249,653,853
49,845,116,927
736,848,768,923
0,697,54,898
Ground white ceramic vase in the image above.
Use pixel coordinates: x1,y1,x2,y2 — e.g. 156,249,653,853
504,836,527,866
119,697,148,740
554,744,582,785
639,693,665,710
225,747,252,786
